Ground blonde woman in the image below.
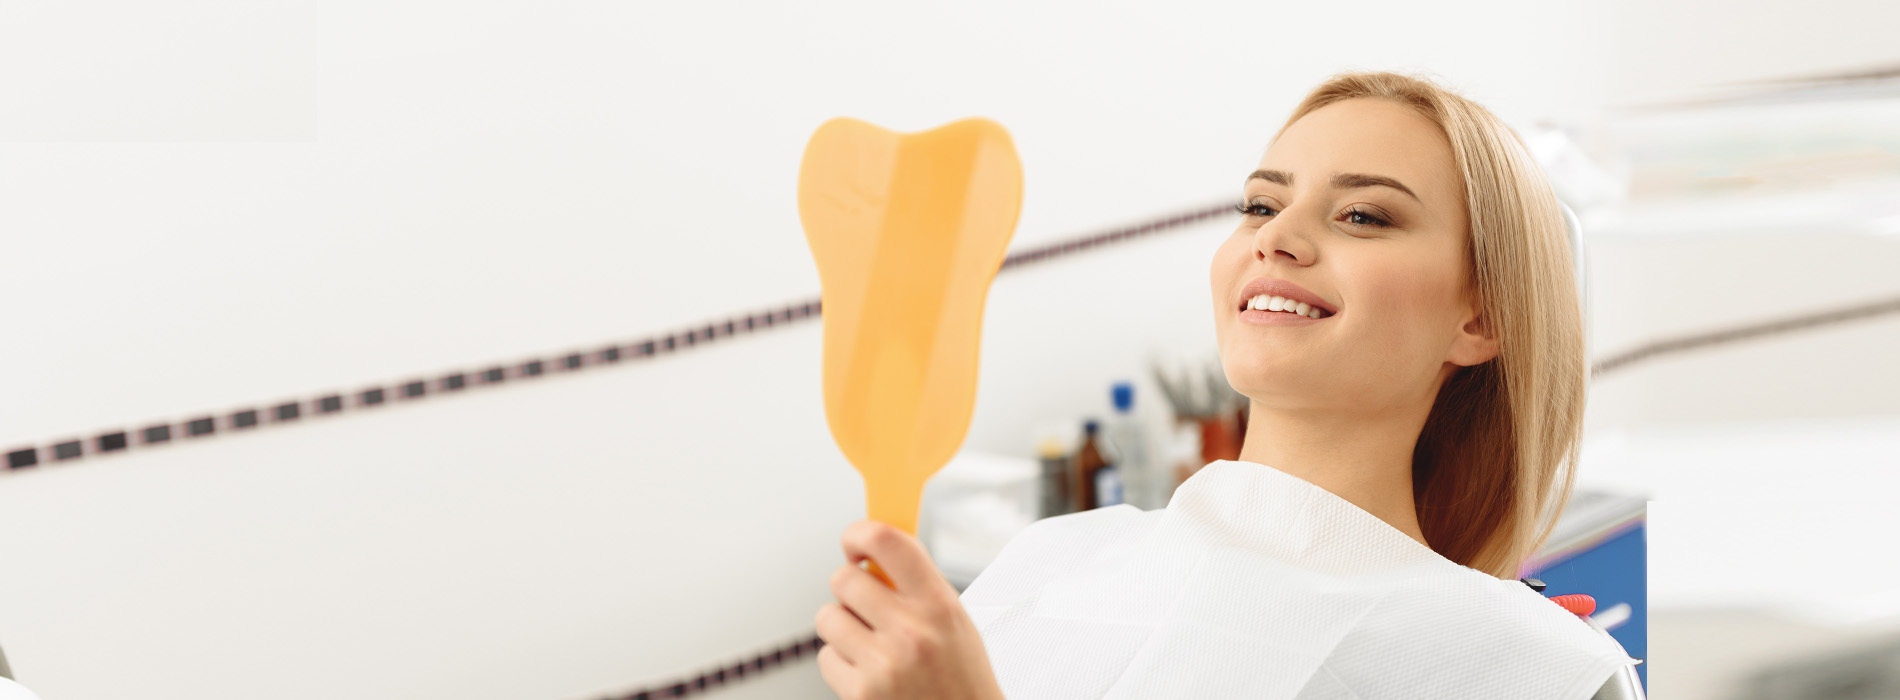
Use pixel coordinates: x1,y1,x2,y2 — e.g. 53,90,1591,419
814,71,1636,699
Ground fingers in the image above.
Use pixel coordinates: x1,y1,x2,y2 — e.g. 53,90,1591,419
830,561,899,629
822,521,999,700
814,602,876,666
841,520,946,596
815,644,863,699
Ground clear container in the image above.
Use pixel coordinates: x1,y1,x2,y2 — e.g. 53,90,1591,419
1104,381,1161,509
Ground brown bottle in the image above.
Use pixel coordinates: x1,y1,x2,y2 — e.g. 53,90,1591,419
1072,419,1109,511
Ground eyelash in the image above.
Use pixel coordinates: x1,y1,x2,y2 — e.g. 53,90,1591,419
1233,201,1394,228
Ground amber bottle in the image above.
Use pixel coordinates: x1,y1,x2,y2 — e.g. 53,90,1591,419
1072,419,1109,511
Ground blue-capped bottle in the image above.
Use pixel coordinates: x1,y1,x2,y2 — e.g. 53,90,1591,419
1103,381,1153,509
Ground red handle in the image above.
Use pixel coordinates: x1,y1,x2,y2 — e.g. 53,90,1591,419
1548,593,1596,617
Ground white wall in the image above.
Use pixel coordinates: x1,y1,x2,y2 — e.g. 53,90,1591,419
2,1,1898,699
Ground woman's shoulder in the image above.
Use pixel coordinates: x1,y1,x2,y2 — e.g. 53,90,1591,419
1413,567,1632,662
1311,566,1635,699
957,504,1162,609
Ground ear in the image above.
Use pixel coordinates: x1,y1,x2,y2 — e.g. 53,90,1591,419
1447,296,1500,367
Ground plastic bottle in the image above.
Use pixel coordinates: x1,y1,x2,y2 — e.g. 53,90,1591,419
1094,460,1123,508
1103,382,1157,509
1072,419,1109,511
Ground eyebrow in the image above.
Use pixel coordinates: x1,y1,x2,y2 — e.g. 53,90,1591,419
1247,169,1421,203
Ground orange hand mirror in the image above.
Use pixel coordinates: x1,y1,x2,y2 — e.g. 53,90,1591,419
798,117,1023,537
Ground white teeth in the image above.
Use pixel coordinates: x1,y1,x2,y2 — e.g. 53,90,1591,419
1247,294,1326,318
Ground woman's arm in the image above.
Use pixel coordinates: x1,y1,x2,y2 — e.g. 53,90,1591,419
816,520,1007,700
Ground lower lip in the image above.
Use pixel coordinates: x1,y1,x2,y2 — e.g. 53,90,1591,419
1239,308,1329,325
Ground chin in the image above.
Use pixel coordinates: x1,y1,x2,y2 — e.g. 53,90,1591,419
1219,341,1316,402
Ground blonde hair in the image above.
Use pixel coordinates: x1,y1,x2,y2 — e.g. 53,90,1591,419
1273,72,1586,579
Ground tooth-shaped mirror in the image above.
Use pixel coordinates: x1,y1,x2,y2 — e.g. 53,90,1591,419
798,117,1023,535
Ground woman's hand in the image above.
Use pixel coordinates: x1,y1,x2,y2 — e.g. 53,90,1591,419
815,520,1006,700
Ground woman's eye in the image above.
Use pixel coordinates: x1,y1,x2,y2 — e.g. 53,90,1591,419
1233,202,1278,218
1342,207,1392,228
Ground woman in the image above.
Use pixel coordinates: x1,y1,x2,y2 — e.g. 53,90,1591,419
814,71,1632,699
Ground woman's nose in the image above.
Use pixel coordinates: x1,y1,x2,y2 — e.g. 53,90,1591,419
1253,215,1317,266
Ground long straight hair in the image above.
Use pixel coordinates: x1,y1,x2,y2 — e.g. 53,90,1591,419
1273,72,1586,579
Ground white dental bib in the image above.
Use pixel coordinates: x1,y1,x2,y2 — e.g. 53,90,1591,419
958,459,1634,699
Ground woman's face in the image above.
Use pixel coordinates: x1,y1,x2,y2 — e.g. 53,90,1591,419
1211,97,1495,417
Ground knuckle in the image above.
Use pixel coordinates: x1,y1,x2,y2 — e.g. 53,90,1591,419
828,564,854,596
890,625,938,664
914,594,949,623
868,522,903,550
844,520,877,546
914,590,959,627
846,519,894,552
914,628,944,661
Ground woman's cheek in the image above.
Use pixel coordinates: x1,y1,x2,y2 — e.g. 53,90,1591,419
1336,261,1442,360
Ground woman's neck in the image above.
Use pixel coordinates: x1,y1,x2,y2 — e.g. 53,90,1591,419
1235,400,1432,548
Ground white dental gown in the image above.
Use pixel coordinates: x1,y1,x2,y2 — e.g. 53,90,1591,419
958,459,1635,700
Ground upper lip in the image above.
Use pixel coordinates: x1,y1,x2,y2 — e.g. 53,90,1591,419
1237,276,1338,316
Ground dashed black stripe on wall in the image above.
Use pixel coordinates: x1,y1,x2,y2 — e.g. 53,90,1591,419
2,203,1232,474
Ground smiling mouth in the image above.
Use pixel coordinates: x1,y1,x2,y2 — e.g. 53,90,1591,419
1240,293,1333,319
